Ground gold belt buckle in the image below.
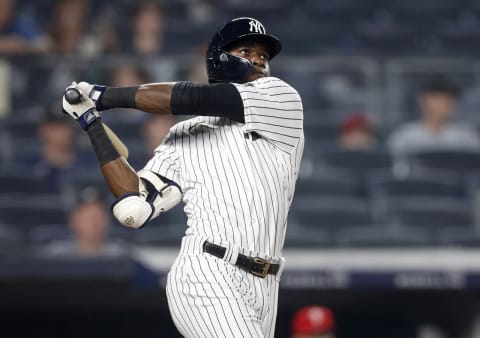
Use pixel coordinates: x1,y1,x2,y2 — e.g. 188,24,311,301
251,257,270,278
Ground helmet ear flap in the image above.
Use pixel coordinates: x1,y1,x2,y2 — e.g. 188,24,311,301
207,47,253,83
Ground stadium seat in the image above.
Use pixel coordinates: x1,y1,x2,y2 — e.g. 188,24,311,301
28,224,71,244
319,148,393,175
60,173,111,207
289,196,373,230
435,226,480,247
336,225,432,247
355,25,418,55
8,141,41,166
408,150,480,174
4,119,39,139
302,118,339,146
368,170,468,222
368,169,466,199
387,197,474,228
285,223,333,248
0,197,67,227
305,0,377,23
0,173,50,194
132,223,185,247
296,169,363,198
0,223,27,254
109,225,137,243
0,193,62,208
437,29,480,54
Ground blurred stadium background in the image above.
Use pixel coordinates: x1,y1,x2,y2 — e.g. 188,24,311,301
2,0,480,337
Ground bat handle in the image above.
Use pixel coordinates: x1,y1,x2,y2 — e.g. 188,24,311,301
65,88,83,104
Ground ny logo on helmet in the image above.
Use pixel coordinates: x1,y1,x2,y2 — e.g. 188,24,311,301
249,19,265,34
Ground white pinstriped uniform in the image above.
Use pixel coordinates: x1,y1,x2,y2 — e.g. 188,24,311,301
143,76,304,337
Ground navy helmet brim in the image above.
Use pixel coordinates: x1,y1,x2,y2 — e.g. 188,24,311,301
222,33,282,60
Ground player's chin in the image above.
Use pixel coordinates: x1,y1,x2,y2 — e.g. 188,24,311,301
248,72,268,82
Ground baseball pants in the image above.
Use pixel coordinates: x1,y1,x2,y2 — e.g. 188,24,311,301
166,236,281,338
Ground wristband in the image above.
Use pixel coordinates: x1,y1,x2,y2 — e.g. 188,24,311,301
77,108,101,130
97,86,139,111
89,85,107,103
86,120,120,166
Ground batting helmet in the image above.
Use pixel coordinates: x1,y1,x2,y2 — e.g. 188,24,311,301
206,17,282,84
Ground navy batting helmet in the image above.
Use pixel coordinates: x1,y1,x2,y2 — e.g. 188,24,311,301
206,17,282,84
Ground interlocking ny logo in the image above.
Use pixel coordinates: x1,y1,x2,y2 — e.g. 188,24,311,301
248,19,265,34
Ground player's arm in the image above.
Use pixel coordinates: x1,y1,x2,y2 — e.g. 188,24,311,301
62,86,181,229
72,81,245,122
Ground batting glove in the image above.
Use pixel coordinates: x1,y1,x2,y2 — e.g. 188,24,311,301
75,81,107,110
62,82,101,130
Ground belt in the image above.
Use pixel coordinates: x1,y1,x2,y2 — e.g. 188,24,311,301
202,241,279,278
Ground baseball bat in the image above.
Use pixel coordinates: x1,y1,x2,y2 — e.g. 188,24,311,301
65,88,129,159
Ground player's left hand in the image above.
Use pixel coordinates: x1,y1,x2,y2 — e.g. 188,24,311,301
62,82,101,130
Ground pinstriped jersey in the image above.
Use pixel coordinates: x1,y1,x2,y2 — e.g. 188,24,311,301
143,76,304,257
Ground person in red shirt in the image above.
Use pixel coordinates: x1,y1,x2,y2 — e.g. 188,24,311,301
291,305,336,338
338,113,376,150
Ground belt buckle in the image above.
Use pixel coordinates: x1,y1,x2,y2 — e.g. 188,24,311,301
251,257,270,278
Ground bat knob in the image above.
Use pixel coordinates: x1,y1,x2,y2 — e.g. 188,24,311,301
65,88,82,104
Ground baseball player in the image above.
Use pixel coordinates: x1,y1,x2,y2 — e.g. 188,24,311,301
62,17,304,338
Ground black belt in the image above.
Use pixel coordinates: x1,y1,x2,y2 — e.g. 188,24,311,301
202,241,279,278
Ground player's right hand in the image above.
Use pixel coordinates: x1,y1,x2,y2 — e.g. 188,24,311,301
62,82,101,130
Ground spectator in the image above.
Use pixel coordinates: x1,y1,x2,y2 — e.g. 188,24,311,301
185,45,209,83
48,0,103,56
92,4,120,54
338,113,376,150
102,63,151,123
186,0,219,24
110,63,150,88
387,79,480,156
128,114,176,169
291,305,336,338
30,103,94,192
126,1,166,57
104,63,175,168
142,114,176,156
41,188,129,257
0,0,50,54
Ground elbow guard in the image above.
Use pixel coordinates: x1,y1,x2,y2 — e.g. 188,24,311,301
112,194,153,229
138,170,182,220
112,170,182,229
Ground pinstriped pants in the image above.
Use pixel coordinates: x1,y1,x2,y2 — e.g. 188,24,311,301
166,236,280,338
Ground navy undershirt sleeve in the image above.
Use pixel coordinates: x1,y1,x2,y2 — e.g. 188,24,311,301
171,81,245,123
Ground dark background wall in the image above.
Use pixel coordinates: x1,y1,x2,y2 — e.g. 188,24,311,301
1,279,477,338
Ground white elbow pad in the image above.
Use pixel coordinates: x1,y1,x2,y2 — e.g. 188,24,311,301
112,194,153,229
150,184,182,219
138,170,182,221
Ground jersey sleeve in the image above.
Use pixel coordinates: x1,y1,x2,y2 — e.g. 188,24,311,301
142,132,182,186
232,77,304,153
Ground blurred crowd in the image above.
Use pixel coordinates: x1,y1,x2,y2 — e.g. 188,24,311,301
0,0,479,254
1,1,480,338
0,0,217,57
